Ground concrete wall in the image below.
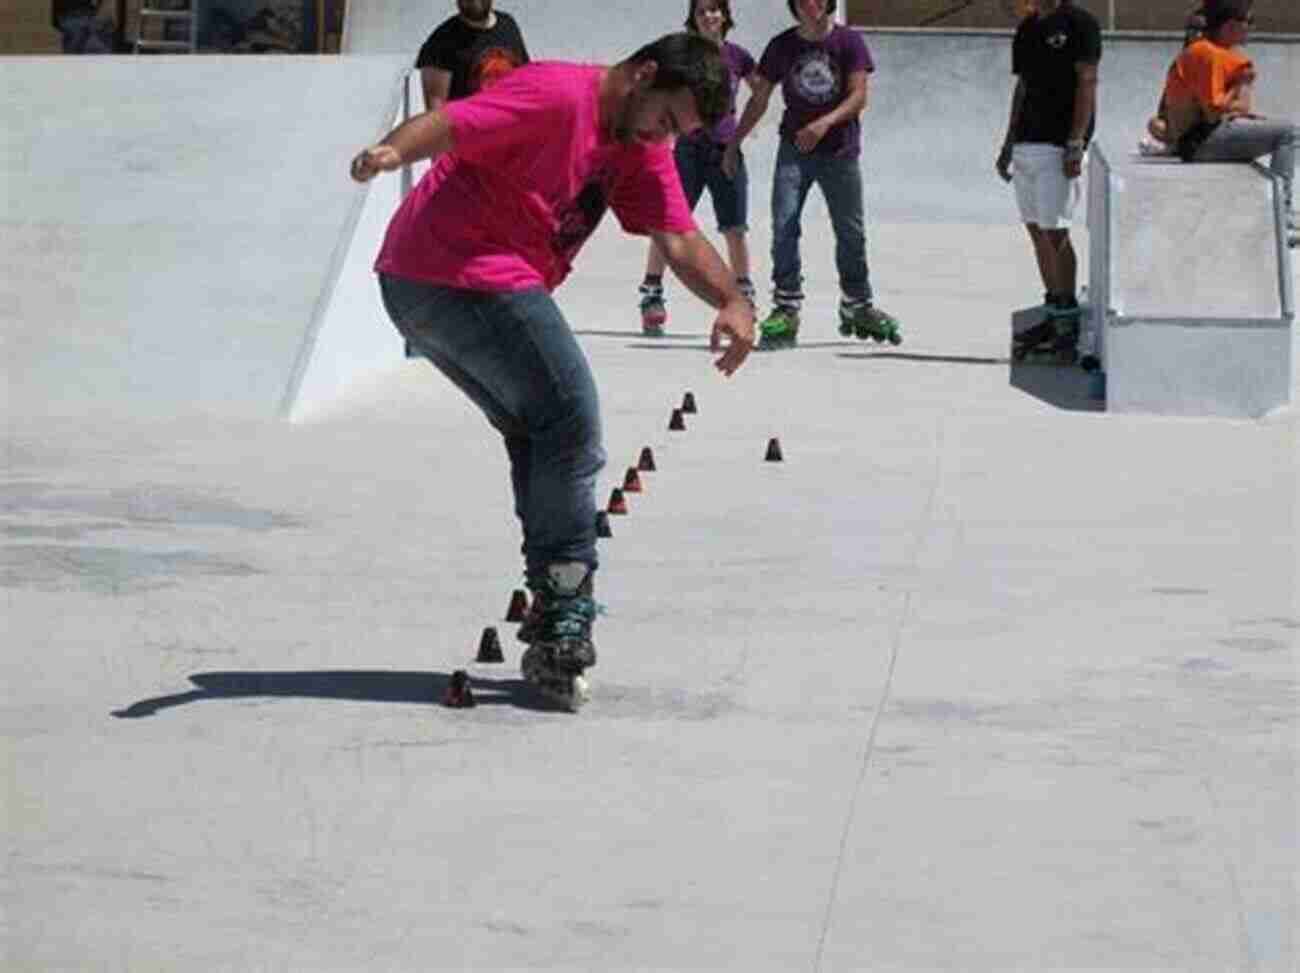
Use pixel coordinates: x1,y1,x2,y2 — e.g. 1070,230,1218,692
345,8,1298,224
0,55,410,420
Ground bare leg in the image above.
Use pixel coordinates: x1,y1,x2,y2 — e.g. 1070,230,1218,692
1042,228,1077,299
644,239,668,280
1025,224,1056,298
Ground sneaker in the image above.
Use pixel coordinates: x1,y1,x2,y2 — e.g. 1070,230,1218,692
842,303,902,345
520,563,599,710
757,306,800,349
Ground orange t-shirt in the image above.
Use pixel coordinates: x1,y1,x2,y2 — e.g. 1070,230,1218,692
1163,38,1254,116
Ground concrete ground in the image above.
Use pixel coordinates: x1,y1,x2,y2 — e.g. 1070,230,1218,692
5,216,1297,971
2,21,1298,973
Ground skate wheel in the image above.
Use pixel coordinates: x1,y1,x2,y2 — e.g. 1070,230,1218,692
569,674,591,710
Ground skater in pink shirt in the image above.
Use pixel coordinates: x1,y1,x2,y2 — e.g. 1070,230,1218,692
350,33,755,709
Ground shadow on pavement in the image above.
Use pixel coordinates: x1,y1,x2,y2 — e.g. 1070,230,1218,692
112,670,561,717
837,351,1009,365
1010,362,1105,413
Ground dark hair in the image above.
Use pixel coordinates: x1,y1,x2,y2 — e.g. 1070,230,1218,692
684,0,734,37
786,0,837,20
1183,3,1207,45
1202,0,1252,32
624,32,731,130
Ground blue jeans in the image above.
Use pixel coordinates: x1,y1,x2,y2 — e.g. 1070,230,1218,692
675,138,749,232
1192,118,1297,214
378,275,605,582
770,139,872,305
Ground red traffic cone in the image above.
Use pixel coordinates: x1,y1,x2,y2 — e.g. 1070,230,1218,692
595,510,613,538
505,588,528,621
623,467,643,493
669,408,686,431
476,626,505,663
637,446,657,472
765,437,784,462
681,391,697,414
442,670,476,708
608,487,629,515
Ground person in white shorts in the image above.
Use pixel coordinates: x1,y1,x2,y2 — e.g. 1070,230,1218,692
996,0,1101,346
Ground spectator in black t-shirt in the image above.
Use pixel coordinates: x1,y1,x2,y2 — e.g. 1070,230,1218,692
52,0,113,53
415,1,530,113
995,0,1101,349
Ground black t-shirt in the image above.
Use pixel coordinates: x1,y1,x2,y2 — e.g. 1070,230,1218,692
415,11,530,101
1012,3,1102,146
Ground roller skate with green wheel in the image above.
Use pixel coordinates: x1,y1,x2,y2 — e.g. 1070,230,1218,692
841,302,902,345
757,306,800,350
1013,296,1081,364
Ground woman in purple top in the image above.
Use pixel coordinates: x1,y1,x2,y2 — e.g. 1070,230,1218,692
727,0,900,348
638,0,759,336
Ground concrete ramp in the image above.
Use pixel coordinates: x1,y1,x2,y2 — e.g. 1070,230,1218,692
1088,148,1296,418
1,55,409,421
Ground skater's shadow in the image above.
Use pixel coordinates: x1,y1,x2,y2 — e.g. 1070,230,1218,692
837,351,1009,365
111,670,564,718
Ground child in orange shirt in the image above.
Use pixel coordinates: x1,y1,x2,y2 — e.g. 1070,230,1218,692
1159,0,1296,243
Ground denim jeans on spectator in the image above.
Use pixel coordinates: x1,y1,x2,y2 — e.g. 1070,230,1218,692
1193,118,1297,214
58,14,113,53
770,138,873,305
378,274,605,582
675,137,749,232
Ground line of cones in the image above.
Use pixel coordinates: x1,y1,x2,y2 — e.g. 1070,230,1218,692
449,391,783,704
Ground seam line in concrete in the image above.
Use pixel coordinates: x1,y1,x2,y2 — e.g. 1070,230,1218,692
812,416,946,971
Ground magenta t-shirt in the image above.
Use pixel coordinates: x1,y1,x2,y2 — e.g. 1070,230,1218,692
375,62,697,292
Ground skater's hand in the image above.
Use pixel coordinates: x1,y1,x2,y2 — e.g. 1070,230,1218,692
350,145,401,183
1063,141,1085,179
995,143,1013,182
794,118,830,153
711,297,754,376
721,142,740,180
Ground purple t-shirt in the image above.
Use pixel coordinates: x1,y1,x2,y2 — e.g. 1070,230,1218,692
684,40,755,145
757,25,873,158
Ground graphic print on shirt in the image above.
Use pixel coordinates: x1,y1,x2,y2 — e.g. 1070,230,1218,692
473,46,524,92
552,163,615,265
790,49,842,107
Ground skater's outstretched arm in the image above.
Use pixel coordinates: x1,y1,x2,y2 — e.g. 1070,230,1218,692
652,229,755,376
349,110,456,183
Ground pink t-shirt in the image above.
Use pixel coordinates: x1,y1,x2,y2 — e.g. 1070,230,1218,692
375,62,697,293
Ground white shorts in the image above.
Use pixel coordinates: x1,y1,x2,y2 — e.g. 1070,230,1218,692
1012,143,1082,230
